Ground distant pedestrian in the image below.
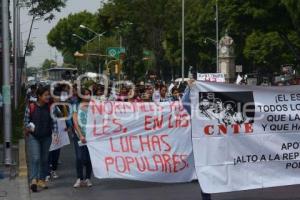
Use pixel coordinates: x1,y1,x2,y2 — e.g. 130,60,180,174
26,84,37,103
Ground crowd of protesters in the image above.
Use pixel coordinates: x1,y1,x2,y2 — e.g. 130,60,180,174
23,80,187,192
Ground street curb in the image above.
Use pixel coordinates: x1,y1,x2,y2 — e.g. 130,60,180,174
18,139,28,177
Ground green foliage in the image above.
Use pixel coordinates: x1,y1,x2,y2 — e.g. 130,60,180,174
41,59,56,70
12,94,27,144
29,0,67,21
48,11,97,54
26,67,38,77
48,0,300,79
244,31,292,71
25,41,35,56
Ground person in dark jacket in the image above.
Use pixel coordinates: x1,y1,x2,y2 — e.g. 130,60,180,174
182,80,212,200
24,86,58,192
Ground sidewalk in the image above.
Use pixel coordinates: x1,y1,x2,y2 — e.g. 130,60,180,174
0,140,30,200
0,176,30,200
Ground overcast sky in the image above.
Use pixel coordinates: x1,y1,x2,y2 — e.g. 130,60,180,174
19,0,101,68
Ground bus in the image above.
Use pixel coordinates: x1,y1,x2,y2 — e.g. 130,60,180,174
38,67,78,82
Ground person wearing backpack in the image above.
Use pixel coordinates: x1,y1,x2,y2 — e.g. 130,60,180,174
24,86,58,192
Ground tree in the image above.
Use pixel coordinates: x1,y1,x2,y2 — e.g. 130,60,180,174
26,67,38,76
28,0,67,21
98,0,181,79
23,0,66,60
244,31,294,71
47,11,97,55
25,41,35,56
41,59,56,70
47,0,300,79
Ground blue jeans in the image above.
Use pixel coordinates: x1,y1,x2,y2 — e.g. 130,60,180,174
28,134,52,181
73,136,92,180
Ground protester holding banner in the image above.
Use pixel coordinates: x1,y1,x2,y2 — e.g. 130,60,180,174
171,87,181,101
24,86,58,192
47,93,62,181
159,85,172,102
65,84,83,186
72,88,93,188
47,90,70,181
182,80,212,200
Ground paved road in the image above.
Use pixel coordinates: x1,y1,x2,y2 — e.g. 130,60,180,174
30,142,300,200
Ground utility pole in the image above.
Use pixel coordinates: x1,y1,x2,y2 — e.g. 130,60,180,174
182,0,185,82
79,25,106,74
17,4,21,95
216,0,219,73
2,0,12,165
13,0,19,109
98,35,101,73
119,34,122,49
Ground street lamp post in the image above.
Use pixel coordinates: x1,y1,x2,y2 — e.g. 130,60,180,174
115,26,122,48
72,34,90,69
204,37,219,68
2,0,13,166
79,25,105,73
13,0,20,109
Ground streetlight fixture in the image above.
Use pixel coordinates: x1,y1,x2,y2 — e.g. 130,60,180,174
80,24,106,72
72,33,87,43
115,26,122,48
204,37,219,68
80,24,104,36
204,37,217,44
79,24,106,43
72,33,89,67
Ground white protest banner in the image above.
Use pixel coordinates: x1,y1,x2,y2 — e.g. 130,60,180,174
86,100,195,183
50,120,70,151
197,73,225,83
191,81,300,193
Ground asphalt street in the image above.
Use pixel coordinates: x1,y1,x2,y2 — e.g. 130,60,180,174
29,141,300,200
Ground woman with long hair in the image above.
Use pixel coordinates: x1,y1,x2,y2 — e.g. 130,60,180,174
24,86,58,192
72,88,93,188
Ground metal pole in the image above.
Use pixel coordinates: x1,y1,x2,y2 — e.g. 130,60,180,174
2,0,13,165
98,35,101,73
119,32,122,81
216,0,219,73
13,0,18,109
17,4,22,90
119,32,122,48
86,42,89,70
182,0,185,82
